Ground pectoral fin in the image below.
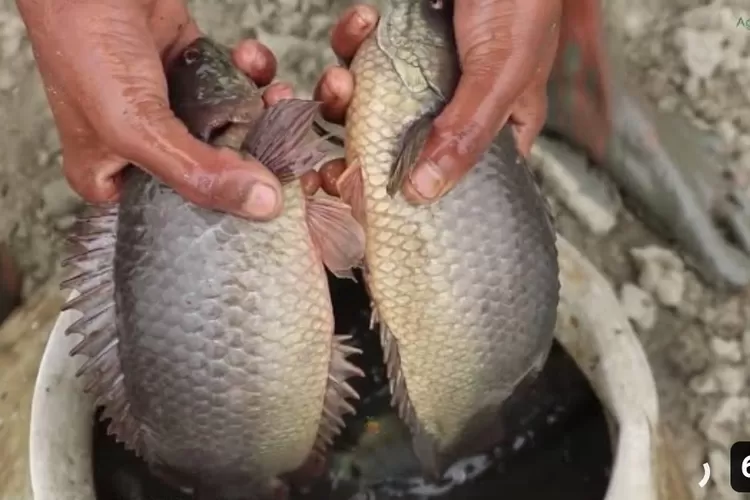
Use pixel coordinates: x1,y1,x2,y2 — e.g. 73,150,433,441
336,160,366,227
305,196,366,279
243,99,331,185
387,113,435,197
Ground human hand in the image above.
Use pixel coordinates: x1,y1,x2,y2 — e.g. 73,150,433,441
16,0,305,220
315,1,561,204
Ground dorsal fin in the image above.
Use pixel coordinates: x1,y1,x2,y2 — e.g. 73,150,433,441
311,335,364,455
61,204,150,458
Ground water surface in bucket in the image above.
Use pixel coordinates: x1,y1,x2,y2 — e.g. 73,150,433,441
92,275,612,500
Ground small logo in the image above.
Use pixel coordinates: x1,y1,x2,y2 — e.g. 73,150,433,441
699,462,711,488
730,441,750,492
738,17,750,30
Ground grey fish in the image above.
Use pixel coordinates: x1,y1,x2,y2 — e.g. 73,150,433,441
338,0,560,478
61,38,366,500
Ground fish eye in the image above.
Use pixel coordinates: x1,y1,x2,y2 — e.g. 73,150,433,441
183,48,201,64
429,0,444,9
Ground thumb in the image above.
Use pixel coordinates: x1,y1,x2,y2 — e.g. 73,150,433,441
112,100,283,221
403,0,553,204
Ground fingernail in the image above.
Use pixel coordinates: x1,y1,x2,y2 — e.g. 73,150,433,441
409,161,446,200
243,182,280,219
351,6,377,34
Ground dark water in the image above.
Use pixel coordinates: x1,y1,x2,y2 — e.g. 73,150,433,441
92,275,612,500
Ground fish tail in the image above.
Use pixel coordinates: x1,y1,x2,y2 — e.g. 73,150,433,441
243,99,332,185
61,204,150,458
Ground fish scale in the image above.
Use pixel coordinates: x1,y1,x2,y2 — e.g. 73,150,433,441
342,0,560,477
114,176,332,477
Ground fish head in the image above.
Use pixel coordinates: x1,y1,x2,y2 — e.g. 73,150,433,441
382,0,454,48
378,0,459,101
166,37,264,147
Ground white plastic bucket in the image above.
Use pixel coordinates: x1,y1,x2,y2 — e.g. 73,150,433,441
28,235,679,500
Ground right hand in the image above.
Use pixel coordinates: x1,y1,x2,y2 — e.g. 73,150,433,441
316,1,561,204
17,0,288,220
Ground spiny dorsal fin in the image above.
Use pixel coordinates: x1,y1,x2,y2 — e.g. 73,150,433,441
61,203,148,457
243,99,331,185
312,335,365,455
376,317,444,480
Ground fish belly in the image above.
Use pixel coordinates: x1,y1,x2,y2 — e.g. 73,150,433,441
115,175,333,484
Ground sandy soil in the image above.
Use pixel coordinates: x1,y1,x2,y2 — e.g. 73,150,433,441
0,1,749,499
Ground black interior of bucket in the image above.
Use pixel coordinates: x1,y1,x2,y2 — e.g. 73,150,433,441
92,274,613,500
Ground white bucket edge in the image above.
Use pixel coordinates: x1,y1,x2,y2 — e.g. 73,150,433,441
29,234,661,500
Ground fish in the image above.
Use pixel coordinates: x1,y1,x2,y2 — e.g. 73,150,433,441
60,37,366,500
337,0,561,478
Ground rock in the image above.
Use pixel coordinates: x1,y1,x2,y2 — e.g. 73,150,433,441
40,179,81,220
0,242,21,323
702,298,746,337
529,137,622,236
689,372,719,395
619,283,657,331
667,325,710,377
709,337,743,363
53,215,77,232
714,365,746,395
707,447,733,499
701,396,750,446
630,246,686,307
674,27,725,80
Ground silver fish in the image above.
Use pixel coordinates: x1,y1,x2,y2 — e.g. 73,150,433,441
338,0,560,477
61,37,366,500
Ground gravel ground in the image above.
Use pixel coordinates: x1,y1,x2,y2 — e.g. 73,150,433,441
0,1,749,499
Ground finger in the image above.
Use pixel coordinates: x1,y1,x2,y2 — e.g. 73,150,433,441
152,6,202,65
510,84,548,158
59,3,284,220
313,66,353,124
47,1,283,220
330,4,379,64
402,0,561,204
319,159,347,197
232,39,278,86
263,82,295,106
62,149,125,204
300,171,322,196
45,91,126,204
120,112,283,220
512,28,559,157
